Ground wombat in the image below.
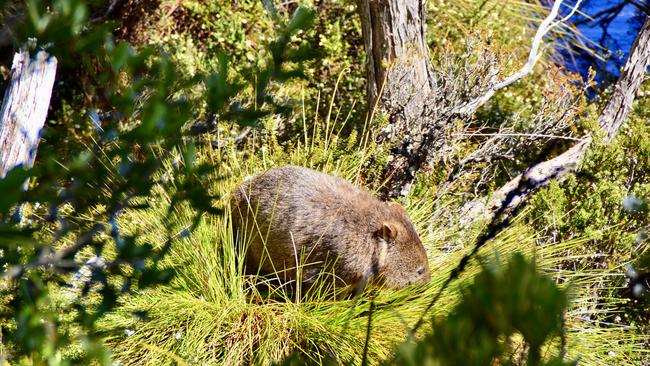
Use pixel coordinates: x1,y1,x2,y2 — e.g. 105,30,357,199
230,165,430,294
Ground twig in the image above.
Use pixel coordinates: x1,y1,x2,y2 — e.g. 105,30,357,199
452,132,585,142
89,0,125,24
234,127,253,146
361,299,375,366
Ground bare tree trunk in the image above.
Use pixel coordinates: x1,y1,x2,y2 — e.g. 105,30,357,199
599,15,650,143
460,14,650,226
357,0,433,125
357,0,440,197
0,49,57,177
358,0,456,198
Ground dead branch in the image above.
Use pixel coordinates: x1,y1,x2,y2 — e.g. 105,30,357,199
444,73,585,195
451,133,584,142
459,14,650,227
453,0,583,116
362,0,585,198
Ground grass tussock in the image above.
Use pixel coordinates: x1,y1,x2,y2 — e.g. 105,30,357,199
93,127,649,365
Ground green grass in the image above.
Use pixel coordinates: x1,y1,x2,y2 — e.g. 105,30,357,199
80,2,642,363
92,129,648,365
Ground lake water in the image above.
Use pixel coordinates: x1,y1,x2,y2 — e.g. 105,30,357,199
565,0,644,80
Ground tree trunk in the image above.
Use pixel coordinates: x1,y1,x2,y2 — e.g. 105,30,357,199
0,49,57,177
357,0,433,123
460,14,650,226
357,0,443,197
599,13,650,143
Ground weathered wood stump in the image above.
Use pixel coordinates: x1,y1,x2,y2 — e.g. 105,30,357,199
0,49,57,177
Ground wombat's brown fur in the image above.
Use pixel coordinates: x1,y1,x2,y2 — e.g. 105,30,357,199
230,165,430,293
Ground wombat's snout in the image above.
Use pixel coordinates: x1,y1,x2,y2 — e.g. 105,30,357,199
413,266,430,285
418,265,431,284
401,268,429,287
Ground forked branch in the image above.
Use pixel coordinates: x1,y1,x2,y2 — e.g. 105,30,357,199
453,0,583,116
459,14,650,226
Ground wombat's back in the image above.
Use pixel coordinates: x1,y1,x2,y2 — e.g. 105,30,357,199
230,165,430,292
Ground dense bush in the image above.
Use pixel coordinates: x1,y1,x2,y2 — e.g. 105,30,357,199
0,0,316,363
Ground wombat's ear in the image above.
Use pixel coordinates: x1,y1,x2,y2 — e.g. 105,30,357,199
378,222,398,241
387,201,408,214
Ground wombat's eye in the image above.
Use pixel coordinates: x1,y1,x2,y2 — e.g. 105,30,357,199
417,266,425,275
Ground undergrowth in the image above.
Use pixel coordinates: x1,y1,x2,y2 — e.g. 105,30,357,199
8,0,647,364
88,127,649,365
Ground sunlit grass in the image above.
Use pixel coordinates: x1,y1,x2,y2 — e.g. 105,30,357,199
87,2,642,363
92,124,649,365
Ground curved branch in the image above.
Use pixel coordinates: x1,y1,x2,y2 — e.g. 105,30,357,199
453,0,583,116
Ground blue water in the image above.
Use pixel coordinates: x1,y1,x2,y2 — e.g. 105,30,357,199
563,0,645,82
580,1,638,51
